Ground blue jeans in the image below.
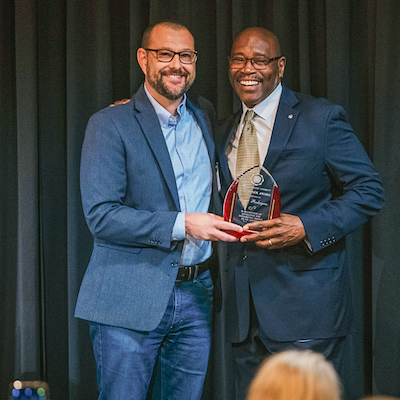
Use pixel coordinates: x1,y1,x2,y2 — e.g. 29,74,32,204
89,270,213,400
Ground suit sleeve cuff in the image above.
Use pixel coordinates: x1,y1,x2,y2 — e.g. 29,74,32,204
172,212,186,241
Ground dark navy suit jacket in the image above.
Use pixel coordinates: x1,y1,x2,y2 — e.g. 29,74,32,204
75,84,217,331
216,86,385,343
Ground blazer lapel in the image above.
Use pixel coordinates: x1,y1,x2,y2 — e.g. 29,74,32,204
133,86,180,211
187,100,215,162
217,111,241,197
186,99,221,213
263,87,299,172
218,87,299,192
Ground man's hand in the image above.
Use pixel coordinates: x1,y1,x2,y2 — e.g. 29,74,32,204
185,213,243,242
110,98,130,107
240,214,306,249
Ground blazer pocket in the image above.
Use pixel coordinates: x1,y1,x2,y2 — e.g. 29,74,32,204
95,242,142,254
287,243,342,272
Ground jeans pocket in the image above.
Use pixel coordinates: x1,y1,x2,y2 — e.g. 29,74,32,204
195,270,214,293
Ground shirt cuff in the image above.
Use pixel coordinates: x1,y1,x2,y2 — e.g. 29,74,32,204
172,212,186,241
304,237,313,252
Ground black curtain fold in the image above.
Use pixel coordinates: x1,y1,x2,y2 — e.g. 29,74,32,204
372,0,400,395
1,1,399,399
1,1,19,395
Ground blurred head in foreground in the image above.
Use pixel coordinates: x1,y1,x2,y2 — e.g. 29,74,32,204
361,397,400,400
246,349,341,400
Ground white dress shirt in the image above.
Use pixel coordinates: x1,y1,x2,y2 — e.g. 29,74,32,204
227,83,282,178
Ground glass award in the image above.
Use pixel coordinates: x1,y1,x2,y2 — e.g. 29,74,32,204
223,165,280,238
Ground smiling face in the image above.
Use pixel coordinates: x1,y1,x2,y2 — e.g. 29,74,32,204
137,23,196,109
229,28,286,108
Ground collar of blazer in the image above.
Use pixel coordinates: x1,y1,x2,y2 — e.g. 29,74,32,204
186,96,215,164
132,84,215,211
264,85,299,172
218,85,300,190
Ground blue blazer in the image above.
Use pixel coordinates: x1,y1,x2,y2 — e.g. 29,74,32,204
216,86,385,343
75,84,217,331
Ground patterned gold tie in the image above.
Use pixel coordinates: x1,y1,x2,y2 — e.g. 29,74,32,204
236,110,260,209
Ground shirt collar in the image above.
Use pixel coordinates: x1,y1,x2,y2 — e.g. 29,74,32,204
144,84,187,127
241,82,282,123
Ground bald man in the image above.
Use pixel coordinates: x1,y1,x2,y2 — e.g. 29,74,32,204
215,27,384,399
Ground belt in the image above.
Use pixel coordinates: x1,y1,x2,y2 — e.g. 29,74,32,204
176,261,209,282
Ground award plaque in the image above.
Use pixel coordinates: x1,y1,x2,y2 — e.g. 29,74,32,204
223,165,280,238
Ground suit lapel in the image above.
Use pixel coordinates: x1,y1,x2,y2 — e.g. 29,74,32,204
133,87,218,212
187,99,215,162
218,87,300,192
133,86,180,210
218,111,241,196
187,99,222,213
263,87,299,172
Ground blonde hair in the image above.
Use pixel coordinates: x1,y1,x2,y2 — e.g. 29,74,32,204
246,350,341,400
362,397,400,400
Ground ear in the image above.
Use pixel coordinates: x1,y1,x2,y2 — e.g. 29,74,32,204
278,57,286,79
137,48,147,75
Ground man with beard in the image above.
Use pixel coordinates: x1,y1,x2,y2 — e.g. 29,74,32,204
215,27,384,399
75,21,241,400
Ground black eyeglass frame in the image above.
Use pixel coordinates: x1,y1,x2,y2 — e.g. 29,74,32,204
145,48,198,64
228,55,282,70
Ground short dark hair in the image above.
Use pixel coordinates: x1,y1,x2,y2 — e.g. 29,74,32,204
141,21,193,48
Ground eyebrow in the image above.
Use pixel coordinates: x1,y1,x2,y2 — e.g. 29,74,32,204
231,52,268,57
151,47,195,52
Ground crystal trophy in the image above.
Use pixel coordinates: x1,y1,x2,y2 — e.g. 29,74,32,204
223,165,280,238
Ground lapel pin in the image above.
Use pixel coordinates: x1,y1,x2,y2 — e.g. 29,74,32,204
288,114,293,119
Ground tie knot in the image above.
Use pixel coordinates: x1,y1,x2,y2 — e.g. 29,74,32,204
245,110,255,123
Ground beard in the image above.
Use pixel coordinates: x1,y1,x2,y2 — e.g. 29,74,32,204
146,66,195,100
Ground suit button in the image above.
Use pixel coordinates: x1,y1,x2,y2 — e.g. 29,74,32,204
242,255,247,261
171,261,179,268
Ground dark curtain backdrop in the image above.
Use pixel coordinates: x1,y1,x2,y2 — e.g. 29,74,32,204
1,1,399,399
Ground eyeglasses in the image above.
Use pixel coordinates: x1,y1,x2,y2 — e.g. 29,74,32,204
229,56,282,70
145,48,198,64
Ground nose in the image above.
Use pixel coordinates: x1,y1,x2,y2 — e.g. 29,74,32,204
242,59,255,72
170,53,183,69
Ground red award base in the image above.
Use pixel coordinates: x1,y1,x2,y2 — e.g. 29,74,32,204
223,229,258,239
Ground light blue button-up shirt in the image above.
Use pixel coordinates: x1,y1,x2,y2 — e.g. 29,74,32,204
145,86,212,265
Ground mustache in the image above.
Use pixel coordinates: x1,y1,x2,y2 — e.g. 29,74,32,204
160,67,188,77
236,73,260,79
